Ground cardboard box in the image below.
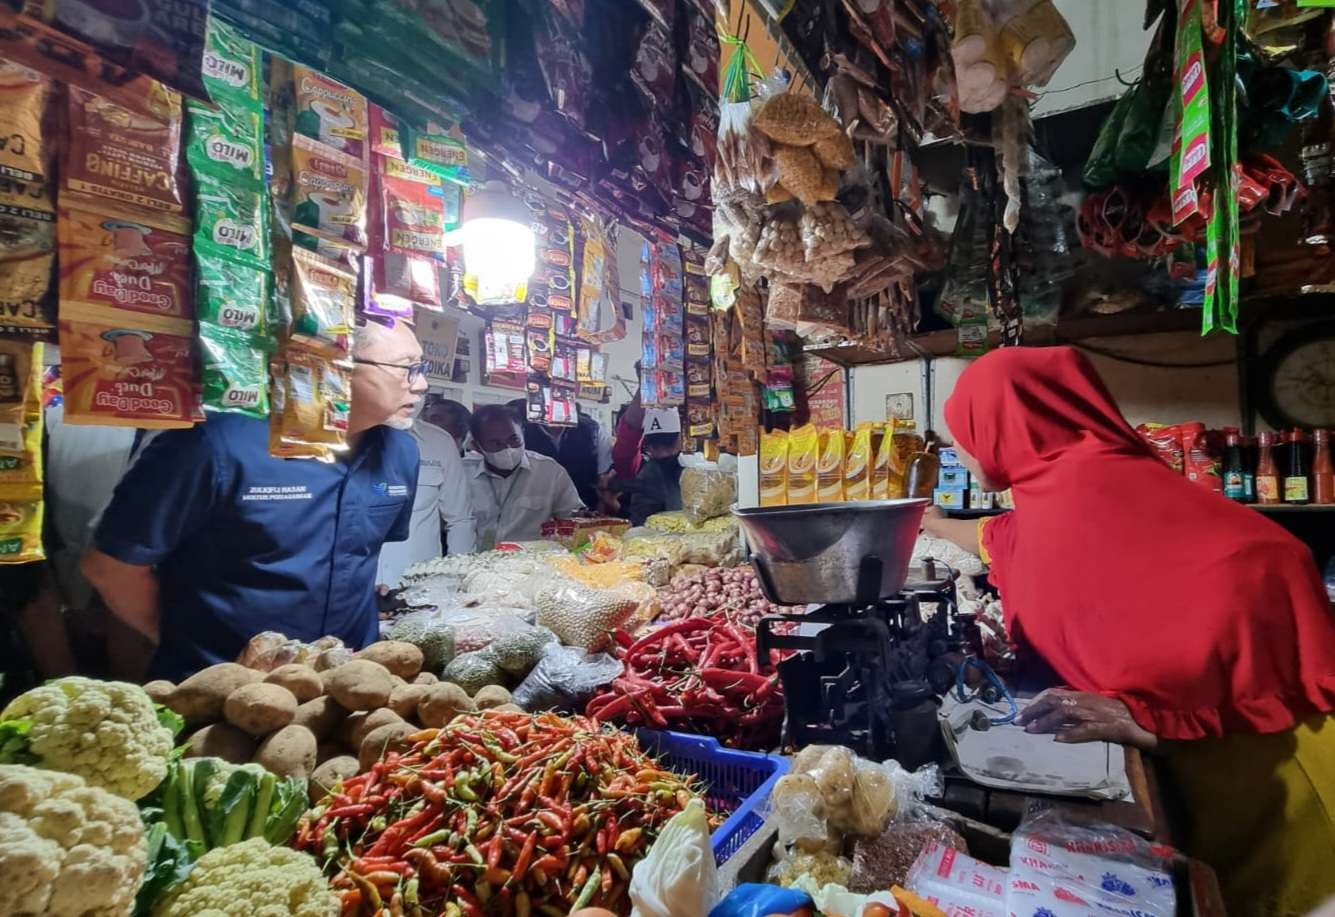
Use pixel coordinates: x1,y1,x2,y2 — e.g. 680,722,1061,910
934,488,968,508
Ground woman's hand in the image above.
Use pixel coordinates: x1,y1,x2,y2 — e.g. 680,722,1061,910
1016,688,1158,751
921,505,946,536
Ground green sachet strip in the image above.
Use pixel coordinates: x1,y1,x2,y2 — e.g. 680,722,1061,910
201,16,263,113
196,249,272,342
193,171,270,271
200,323,271,419
186,100,264,189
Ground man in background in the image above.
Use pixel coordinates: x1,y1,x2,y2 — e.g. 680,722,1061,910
421,396,471,455
466,404,584,548
508,398,611,510
621,408,685,526
83,318,425,680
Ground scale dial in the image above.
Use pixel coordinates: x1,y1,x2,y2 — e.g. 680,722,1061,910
1258,323,1335,430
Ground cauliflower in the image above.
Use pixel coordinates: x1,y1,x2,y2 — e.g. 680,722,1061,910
151,838,337,917
1,677,175,800
200,761,266,809
0,764,147,917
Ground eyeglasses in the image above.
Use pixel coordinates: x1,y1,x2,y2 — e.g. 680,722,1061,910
355,358,431,383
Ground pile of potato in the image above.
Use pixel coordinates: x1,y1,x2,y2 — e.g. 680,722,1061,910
144,640,520,803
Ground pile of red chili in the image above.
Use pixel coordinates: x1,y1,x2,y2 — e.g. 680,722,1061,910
586,612,785,749
293,710,706,916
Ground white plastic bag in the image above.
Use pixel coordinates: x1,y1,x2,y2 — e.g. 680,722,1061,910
629,799,720,917
679,453,738,525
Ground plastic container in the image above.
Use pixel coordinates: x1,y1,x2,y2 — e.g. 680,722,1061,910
637,728,790,867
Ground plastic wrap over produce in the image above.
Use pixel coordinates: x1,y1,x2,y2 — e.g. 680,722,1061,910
1006,807,1176,917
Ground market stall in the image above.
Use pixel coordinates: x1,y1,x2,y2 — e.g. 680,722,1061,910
3,0,1335,915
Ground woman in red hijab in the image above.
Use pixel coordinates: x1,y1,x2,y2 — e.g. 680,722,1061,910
925,346,1335,917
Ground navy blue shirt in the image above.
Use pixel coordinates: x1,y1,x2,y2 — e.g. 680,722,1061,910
94,414,418,680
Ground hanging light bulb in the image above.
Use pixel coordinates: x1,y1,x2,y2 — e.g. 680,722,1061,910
458,181,535,300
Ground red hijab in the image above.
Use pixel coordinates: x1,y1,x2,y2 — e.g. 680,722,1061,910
945,346,1335,740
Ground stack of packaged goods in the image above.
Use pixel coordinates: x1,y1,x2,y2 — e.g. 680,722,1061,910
760,420,939,507
189,19,273,420
58,79,196,429
641,238,686,413
0,339,44,563
267,58,368,460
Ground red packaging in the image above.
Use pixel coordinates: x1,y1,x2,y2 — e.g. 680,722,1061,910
1136,423,1183,473
1181,421,1222,493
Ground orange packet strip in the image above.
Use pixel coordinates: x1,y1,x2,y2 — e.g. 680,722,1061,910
58,301,196,428
58,195,192,321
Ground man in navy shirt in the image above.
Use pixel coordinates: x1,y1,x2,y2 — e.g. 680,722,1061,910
83,318,428,681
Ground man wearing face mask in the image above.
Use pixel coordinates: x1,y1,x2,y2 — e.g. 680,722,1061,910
464,404,584,549
621,408,684,527
83,318,426,680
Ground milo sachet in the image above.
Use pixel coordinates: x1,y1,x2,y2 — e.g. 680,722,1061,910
193,170,270,269
201,15,263,112
195,248,271,341
186,99,265,188
200,323,269,419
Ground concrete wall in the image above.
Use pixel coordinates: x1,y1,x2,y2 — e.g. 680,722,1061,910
850,330,1243,438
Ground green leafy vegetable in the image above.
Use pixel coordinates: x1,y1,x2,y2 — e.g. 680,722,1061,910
0,716,37,765
133,821,198,917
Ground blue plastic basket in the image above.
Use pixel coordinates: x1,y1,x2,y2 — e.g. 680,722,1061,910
637,729,789,867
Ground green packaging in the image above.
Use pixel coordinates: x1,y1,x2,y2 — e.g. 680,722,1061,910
201,16,263,112
186,100,264,188
200,324,270,418
196,249,272,341
193,171,270,270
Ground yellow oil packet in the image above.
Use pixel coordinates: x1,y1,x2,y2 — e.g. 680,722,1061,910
759,429,788,507
872,423,894,499
0,482,43,563
817,427,845,503
845,424,873,500
787,423,819,505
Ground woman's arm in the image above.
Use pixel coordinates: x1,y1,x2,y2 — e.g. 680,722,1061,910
1017,688,1159,751
922,506,983,556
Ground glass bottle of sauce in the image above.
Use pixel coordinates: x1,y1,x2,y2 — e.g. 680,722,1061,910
1242,435,1257,502
1313,429,1334,505
1284,429,1310,505
1256,432,1281,505
1222,433,1247,502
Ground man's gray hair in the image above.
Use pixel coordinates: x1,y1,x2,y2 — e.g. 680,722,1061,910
352,317,393,358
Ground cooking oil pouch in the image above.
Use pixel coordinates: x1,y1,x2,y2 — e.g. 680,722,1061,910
0,61,50,182
195,248,271,340
201,16,263,112
845,424,873,500
0,483,43,563
59,198,192,321
759,428,788,507
0,176,55,259
787,423,819,505
871,423,895,499
292,65,368,160
200,323,269,418
817,428,845,502
186,99,264,188
193,170,270,269
290,247,355,349
58,300,196,428
65,85,185,214
291,134,369,252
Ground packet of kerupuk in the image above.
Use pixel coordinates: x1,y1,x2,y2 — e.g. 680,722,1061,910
199,323,270,418
193,170,270,269
186,99,265,188
195,248,271,342
200,16,262,112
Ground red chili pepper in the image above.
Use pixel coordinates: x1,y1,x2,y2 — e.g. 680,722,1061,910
326,803,375,818
512,831,539,881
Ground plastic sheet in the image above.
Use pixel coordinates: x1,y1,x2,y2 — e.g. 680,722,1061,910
511,642,623,711
628,799,720,917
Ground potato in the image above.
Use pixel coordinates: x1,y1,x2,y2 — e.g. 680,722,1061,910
184,722,256,763
387,682,428,719
349,708,402,749
316,742,345,765
489,704,524,714
291,695,346,741
356,641,424,679
223,682,298,736
169,662,264,723
310,755,359,805
417,682,474,727
359,721,418,772
253,724,318,780
322,659,394,711
264,664,323,703
143,680,176,704
313,646,355,672
413,671,438,686
472,685,512,710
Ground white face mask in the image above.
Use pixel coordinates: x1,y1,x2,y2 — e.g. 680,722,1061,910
486,446,524,471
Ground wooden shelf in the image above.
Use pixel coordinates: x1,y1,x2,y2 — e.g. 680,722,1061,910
1252,503,1335,512
806,308,1207,367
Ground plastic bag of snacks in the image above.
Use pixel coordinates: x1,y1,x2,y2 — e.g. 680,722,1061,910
236,631,347,671
511,642,623,711
533,575,642,651
679,453,738,525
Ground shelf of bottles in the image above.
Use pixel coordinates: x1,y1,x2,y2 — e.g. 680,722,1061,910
1225,428,1334,509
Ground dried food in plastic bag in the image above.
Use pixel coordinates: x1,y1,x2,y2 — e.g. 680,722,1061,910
0,61,50,182
753,218,806,275
534,576,642,651
384,608,458,672
850,821,968,893
800,201,872,261
716,100,775,195
767,847,852,889
770,772,828,846
753,93,841,146
511,642,623,711
679,454,737,524
774,144,824,205
442,649,507,694
812,131,854,170
765,282,802,330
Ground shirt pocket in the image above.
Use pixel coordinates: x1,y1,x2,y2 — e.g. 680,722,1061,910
362,497,409,551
